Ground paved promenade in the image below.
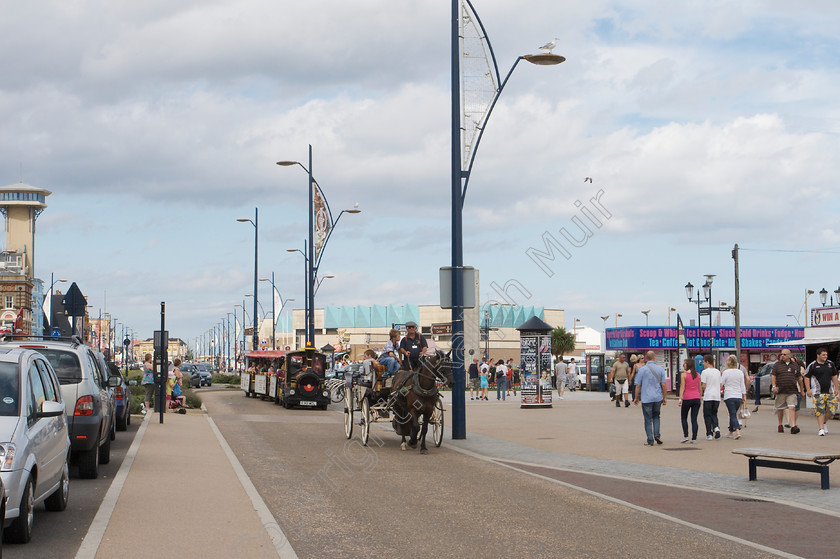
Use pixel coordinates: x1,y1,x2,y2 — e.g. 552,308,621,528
73,387,840,558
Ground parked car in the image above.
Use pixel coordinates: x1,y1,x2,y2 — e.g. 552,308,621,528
0,347,71,543
2,337,118,479
93,353,119,440
0,474,5,553
749,362,776,399
179,363,201,388
101,356,131,431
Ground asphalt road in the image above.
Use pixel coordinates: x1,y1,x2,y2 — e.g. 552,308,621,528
204,389,781,559
4,418,140,559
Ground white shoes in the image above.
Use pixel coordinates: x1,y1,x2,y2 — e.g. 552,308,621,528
819,429,826,436
680,437,689,443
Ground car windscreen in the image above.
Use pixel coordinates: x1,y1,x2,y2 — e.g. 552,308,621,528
0,361,20,416
32,349,82,384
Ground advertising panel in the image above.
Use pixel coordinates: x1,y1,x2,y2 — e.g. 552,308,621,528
520,333,552,407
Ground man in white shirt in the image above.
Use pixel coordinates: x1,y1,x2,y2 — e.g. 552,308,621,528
568,358,578,391
555,359,568,399
699,354,722,440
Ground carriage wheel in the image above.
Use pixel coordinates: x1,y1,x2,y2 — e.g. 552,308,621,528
344,388,354,439
361,397,371,447
433,399,444,447
331,384,345,403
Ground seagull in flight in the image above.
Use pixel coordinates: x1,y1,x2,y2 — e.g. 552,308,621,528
584,177,593,183
538,38,559,53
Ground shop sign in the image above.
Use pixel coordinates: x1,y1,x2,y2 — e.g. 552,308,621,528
811,306,840,328
606,326,804,351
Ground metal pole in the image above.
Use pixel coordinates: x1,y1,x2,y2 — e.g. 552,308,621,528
252,207,259,352
733,243,741,364
271,272,276,350
308,145,315,346
450,0,466,439
708,285,713,351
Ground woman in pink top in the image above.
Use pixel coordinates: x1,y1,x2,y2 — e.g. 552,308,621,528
678,359,702,443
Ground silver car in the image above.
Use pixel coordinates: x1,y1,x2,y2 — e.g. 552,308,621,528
0,347,71,543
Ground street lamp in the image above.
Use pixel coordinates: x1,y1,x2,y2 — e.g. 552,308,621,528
448,1,564,440
615,314,622,327
820,288,828,306
42,274,67,335
686,280,712,351
315,274,334,295
805,289,815,327
260,272,294,351
786,314,801,327
278,147,361,347
237,208,259,353
641,310,650,326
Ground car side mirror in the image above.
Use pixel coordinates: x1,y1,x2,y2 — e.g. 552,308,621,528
129,379,137,386
108,375,121,388
38,400,65,418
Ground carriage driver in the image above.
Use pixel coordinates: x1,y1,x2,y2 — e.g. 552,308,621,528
399,321,427,371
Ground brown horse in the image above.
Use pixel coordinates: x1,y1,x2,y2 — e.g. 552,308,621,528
390,350,454,454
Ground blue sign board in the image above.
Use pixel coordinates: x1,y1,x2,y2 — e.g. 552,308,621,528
605,326,804,351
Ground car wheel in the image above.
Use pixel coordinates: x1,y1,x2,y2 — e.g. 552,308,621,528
78,444,100,479
99,433,111,465
45,457,70,512
117,411,127,431
5,476,34,543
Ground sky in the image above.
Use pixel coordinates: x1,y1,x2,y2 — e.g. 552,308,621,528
1,0,839,345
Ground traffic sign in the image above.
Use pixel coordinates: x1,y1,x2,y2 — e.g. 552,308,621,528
62,282,86,317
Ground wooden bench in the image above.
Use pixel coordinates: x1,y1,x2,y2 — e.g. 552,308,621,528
732,448,840,490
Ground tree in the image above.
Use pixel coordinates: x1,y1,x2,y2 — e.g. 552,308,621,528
551,327,576,358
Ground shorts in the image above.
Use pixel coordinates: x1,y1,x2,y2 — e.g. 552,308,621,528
470,377,480,390
144,383,156,403
614,380,628,395
774,392,798,410
813,394,840,417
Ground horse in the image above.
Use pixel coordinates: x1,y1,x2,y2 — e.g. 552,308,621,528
390,350,454,454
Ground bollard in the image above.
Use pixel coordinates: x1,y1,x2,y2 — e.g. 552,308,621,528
754,374,761,407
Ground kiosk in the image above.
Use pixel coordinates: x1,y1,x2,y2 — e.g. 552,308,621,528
517,317,554,408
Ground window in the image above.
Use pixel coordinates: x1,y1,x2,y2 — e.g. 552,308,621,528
4,296,12,309
28,363,47,418
35,359,58,402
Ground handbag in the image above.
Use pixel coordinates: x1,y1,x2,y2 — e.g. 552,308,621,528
738,407,751,419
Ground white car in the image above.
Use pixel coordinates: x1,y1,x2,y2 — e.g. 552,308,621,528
0,347,71,543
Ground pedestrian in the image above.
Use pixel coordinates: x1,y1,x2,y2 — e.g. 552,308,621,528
141,352,155,414
555,358,568,400
609,353,631,408
678,359,702,443
804,347,839,436
510,360,519,396
568,358,577,391
495,359,508,400
398,321,427,370
633,350,667,446
720,355,746,439
479,365,489,400
771,349,805,434
628,354,639,399
468,358,480,400
700,354,722,440
505,360,514,396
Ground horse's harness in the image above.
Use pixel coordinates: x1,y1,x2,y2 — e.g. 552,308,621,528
394,354,450,399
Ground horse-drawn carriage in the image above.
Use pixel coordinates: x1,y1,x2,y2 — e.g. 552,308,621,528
343,351,454,453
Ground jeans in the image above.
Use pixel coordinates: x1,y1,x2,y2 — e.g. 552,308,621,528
703,400,720,436
680,399,701,439
642,401,662,443
497,378,507,400
379,356,401,375
724,398,742,432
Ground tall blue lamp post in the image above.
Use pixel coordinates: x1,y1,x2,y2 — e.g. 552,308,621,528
449,0,565,439
278,146,360,346
237,208,259,352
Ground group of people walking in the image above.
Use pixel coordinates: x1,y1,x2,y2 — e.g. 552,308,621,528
617,348,839,445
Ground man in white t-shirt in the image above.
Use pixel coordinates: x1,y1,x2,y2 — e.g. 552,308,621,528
568,358,578,391
555,359,568,400
699,354,721,440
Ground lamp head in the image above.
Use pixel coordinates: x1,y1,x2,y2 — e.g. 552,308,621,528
523,53,566,66
684,282,694,301
276,160,299,166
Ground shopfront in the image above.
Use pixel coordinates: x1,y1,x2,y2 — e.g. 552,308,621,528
605,325,805,390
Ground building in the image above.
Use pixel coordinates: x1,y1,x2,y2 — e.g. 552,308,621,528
0,182,50,335
605,324,805,389
267,303,564,362
133,338,189,363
